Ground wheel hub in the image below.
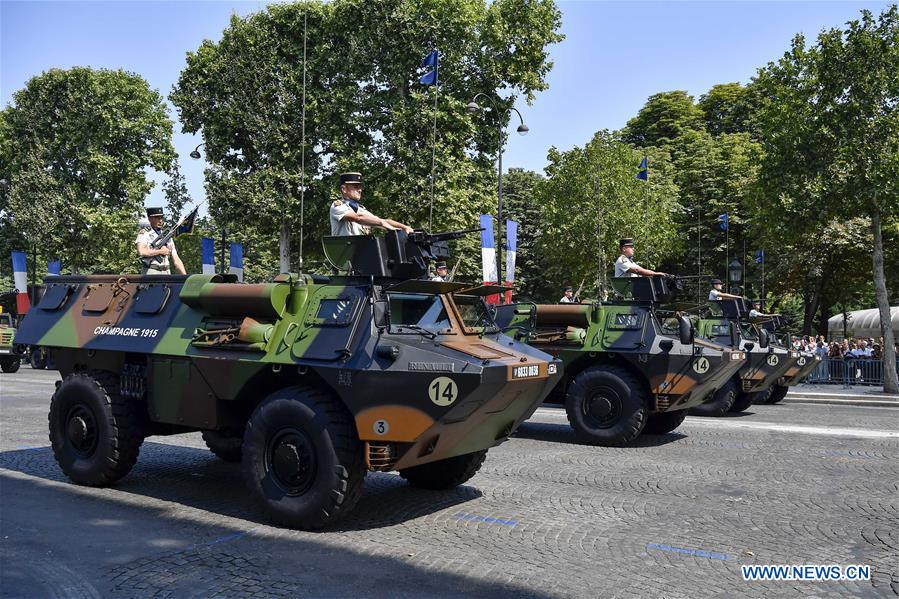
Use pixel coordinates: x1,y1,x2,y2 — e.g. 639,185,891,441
588,396,613,419
65,406,97,456
267,430,315,495
584,389,622,428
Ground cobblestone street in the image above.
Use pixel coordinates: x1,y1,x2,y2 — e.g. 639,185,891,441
1,368,897,598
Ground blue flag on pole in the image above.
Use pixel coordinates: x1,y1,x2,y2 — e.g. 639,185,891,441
755,249,764,264
419,49,438,85
718,213,729,231
636,156,648,181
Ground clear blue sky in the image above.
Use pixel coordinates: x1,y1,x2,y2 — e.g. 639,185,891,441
2,1,894,209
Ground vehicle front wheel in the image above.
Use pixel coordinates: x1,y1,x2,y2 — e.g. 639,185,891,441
749,388,773,405
242,385,365,530
1,359,21,373
729,390,755,412
48,370,145,486
564,365,647,447
399,449,487,490
689,378,738,417
642,409,688,435
29,347,48,370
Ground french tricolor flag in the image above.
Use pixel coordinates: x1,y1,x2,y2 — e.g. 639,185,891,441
201,237,216,275
229,242,244,282
47,258,61,276
480,215,499,304
11,250,30,314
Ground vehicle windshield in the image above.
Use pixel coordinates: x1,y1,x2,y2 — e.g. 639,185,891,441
0,314,12,327
386,292,451,334
453,295,499,333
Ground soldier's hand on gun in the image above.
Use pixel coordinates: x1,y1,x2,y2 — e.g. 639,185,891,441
380,220,399,231
401,225,414,234
155,246,171,257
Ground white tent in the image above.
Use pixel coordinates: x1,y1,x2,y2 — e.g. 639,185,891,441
827,306,899,340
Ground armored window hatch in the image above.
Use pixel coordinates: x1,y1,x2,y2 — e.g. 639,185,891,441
38,284,75,311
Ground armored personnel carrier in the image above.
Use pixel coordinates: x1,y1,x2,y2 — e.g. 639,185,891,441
691,298,796,415
14,229,562,529
754,315,820,404
495,276,745,446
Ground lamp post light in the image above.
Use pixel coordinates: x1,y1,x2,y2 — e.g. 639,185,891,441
466,94,528,299
189,143,205,160
729,258,743,294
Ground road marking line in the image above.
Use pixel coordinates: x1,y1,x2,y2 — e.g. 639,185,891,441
682,419,899,439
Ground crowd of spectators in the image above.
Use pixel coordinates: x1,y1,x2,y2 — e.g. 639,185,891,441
789,335,897,360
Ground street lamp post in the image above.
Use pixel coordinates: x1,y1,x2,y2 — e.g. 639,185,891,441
729,258,743,294
466,95,528,298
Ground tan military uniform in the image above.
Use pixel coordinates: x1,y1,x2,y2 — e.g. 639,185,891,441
614,254,641,278
136,228,178,275
330,199,374,236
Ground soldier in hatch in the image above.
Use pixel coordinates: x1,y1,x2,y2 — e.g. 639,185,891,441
329,172,414,236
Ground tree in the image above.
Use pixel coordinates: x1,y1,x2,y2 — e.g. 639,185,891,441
620,91,704,148
171,0,563,281
502,168,544,299
0,67,176,274
753,7,899,392
534,131,681,301
698,82,754,136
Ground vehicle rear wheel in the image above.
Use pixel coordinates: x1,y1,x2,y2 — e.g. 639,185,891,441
642,409,688,435
767,385,789,404
242,385,365,530
689,378,738,417
202,430,243,463
729,390,756,412
29,347,48,370
564,365,647,447
1,359,20,373
399,449,487,490
48,370,145,486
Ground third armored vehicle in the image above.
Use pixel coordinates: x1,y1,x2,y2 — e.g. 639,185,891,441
0,312,21,373
14,229,563,529
496,277,745,446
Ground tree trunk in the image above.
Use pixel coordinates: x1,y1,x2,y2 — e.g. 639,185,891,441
871,210,898,394
817,301,831,340
802,276,823,335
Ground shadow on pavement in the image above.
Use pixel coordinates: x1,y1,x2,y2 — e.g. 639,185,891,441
0,461,549,599
512,421,686,447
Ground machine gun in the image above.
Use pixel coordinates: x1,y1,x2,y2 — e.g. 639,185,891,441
322,227,483,281
139,205,200,273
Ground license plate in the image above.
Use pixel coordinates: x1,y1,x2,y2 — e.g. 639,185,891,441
512,364,540,379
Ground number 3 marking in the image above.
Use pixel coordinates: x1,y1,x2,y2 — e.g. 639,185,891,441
429,377,458,406
373,420,389,435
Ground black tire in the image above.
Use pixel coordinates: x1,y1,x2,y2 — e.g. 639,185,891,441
242,385,365,530
30,347,48,370
642,409,688,435
1,359,21,373
749,388,773,405
564,365,647,447
729,390,755,412
767,385,789,404
399,449,488,490
202,430,243,462
48,370,145,486
689,378,738,417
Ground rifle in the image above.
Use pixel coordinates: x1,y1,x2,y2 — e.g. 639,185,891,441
448,258,464,282
573,277,586,303
140,204,201,272
408,227,485,245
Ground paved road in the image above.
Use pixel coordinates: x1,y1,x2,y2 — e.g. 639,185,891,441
1,368,897,598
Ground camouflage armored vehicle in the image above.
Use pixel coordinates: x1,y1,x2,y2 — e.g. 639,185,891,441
0,312,22,373
691,299,796,415
754,315,820,404
495,276,745,446
14,229,563,529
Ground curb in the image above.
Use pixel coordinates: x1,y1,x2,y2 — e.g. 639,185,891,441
784,396,899,408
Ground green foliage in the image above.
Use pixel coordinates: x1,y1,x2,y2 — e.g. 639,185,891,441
502,168,544,298
171,0,563,281
698,82,754,136
620,91,704,147
0,67,176,275
533,131,681,301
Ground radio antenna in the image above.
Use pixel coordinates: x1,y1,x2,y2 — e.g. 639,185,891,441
298,3,308,274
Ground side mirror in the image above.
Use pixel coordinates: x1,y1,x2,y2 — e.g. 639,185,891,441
373,299,390,328
759,328,769,348
678,315,694,346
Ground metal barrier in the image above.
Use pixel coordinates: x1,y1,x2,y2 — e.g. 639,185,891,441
804,356,898,387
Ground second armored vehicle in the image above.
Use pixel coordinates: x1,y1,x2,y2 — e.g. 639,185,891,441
0,312,21,373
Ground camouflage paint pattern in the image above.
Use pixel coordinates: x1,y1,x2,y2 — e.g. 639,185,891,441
16,229,563,471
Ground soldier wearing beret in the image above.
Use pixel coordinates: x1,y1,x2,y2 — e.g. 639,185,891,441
329,172,413,236
614,238,667,278
136,207,186,275
431,261,450,282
